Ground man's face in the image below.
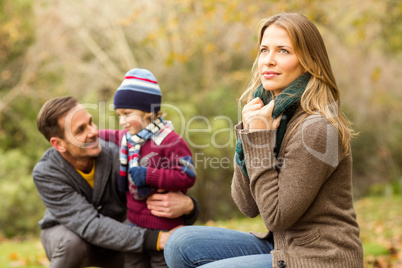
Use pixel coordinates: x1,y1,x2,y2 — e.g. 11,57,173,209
58,104,102,159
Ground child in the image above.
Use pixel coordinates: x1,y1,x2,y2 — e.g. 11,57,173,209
99,68,196,267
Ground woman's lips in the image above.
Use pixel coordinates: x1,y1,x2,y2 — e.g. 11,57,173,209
262,71,280,79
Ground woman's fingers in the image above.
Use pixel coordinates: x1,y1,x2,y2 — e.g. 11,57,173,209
242,98,264,128
272,114,282,129
247,100,281,131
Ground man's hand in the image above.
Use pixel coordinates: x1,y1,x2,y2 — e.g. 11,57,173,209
146,190,194,218
158,225,183,250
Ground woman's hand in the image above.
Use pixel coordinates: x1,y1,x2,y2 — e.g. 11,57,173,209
146,190,194,218
242,98,281,132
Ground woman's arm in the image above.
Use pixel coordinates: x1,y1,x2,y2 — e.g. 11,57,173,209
231,122,260,218
243,114,341,231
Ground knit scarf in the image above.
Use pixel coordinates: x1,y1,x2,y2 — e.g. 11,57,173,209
119,118,165,195
235,72,311,178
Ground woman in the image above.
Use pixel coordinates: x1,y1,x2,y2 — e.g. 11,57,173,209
164,12,363,268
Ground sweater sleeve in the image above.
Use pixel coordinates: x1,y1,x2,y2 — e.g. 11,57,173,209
98,129,125,146
145,134,196,192
33,170,159,252
32,148,159,252
182,196,200,225
231,122,260,218
238,114,342,231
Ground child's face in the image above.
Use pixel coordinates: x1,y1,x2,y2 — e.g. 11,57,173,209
116,108,149,135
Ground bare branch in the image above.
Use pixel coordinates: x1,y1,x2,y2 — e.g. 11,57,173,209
75,28,123,81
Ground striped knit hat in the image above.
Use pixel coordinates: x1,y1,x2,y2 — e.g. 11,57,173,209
113,68,162,112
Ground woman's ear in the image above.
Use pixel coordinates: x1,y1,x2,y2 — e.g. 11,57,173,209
50,137,66,153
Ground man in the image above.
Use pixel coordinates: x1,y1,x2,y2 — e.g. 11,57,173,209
33,96,199,268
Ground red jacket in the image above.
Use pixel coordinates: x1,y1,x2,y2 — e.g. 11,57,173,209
99,128,196,230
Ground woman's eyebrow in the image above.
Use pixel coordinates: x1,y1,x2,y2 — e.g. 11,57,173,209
260,44,294,50
278,45,294,50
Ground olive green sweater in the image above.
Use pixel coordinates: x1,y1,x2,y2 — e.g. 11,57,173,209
232,107,363,268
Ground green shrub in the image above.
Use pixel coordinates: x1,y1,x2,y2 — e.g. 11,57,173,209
0,149,44,237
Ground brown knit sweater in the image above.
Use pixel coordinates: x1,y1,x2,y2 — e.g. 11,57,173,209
232,107,363,268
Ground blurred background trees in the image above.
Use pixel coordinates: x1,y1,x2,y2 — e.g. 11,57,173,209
0,0,401,237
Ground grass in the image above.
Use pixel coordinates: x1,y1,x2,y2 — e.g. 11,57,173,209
0,195,401,268
354,195,402,267
0,237,48,267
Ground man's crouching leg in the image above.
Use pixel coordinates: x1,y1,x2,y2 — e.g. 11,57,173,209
40,224,90,268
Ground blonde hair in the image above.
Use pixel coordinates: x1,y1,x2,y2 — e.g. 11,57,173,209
241,12,354,153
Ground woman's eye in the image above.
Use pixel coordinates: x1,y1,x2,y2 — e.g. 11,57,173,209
260,48,268,53
279,49,289,54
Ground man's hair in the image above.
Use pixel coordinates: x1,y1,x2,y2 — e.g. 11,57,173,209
37,96,78,141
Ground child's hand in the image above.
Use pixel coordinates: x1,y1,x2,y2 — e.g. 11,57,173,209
128,166,148,187
137,185,152,199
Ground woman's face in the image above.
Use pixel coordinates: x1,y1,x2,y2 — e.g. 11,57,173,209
258,24,304,96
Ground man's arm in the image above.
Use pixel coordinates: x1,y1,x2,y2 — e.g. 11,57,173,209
32,151,160,253
146,191,199,225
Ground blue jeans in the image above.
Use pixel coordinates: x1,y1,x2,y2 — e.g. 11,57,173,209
164,226,274,268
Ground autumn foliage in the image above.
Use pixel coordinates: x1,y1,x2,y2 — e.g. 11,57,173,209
0,0,401,243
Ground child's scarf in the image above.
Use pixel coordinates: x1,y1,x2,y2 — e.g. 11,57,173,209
235,72,311,178
119,118,165,198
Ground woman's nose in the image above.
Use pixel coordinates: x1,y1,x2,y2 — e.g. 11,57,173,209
266,52,276,66
261,49,276,66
